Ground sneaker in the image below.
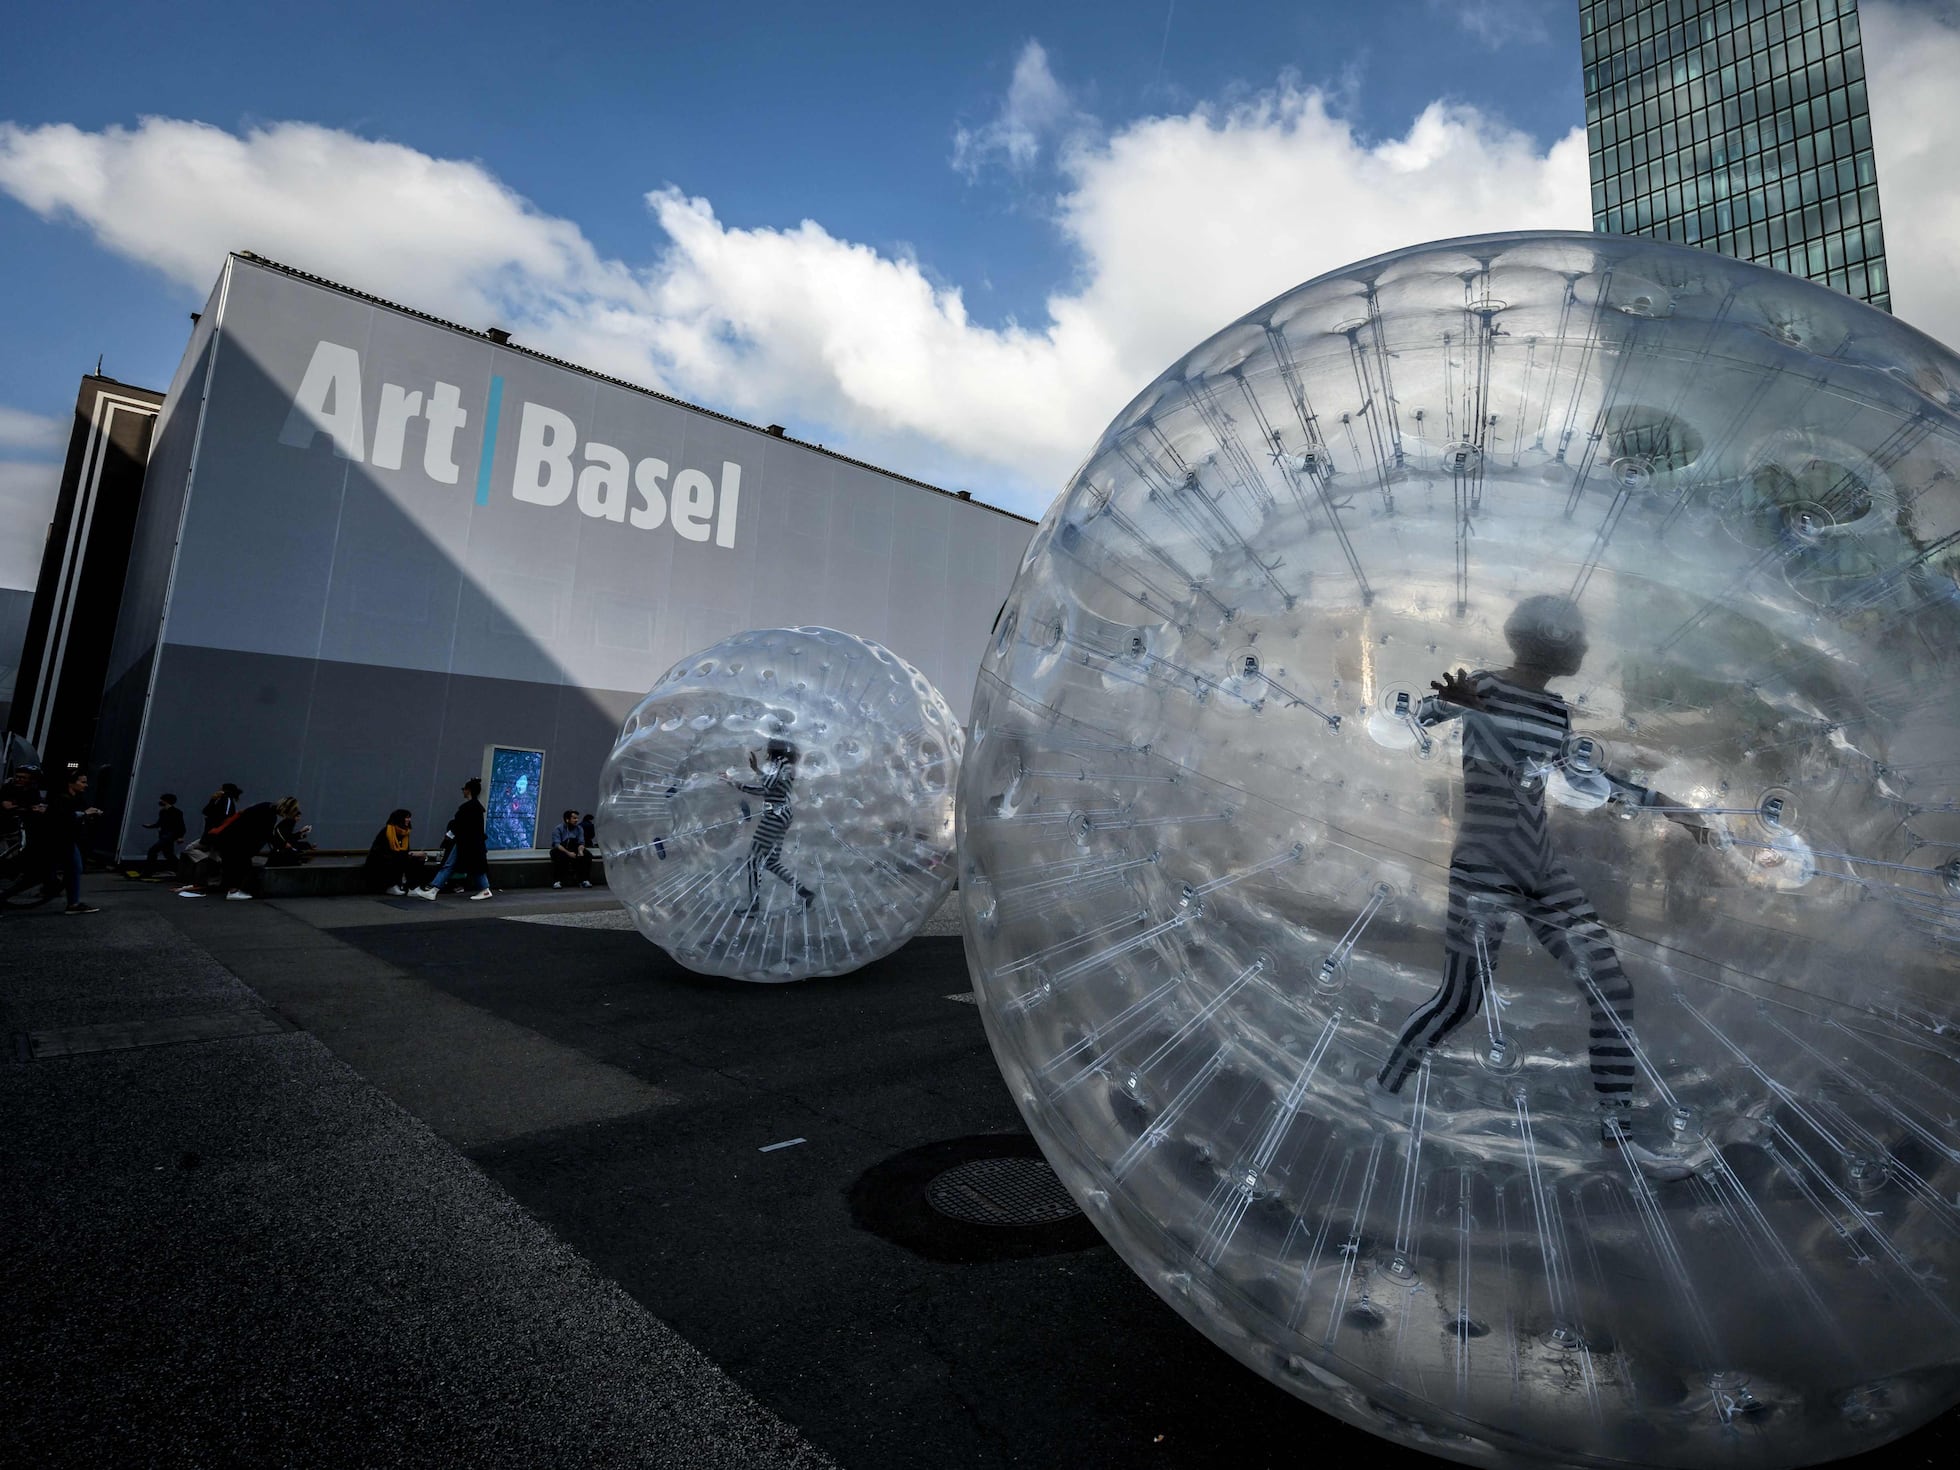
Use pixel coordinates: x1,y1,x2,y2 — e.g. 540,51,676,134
468,889,493,901
387,884,406,896
408,887,438,901
225,890,253,901
64,903,100,915
552,881,563,889
579,879,592,888
177,888,207,898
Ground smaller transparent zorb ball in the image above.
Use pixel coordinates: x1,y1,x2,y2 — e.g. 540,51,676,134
600,627,962,981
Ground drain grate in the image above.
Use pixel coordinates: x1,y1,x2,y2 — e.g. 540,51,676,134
850,1133,1101,1263
925,1155,1080,1227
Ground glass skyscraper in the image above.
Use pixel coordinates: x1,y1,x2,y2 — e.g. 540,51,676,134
1580,0,1891,310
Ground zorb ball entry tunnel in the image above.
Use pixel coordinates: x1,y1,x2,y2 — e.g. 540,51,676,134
600,626,962,981
957,232,1960,1467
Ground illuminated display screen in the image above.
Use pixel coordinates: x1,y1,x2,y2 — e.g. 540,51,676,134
485,746,544,850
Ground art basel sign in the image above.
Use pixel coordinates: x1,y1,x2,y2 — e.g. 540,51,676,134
277,340,740,547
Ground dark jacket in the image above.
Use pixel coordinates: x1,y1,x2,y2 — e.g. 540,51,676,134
44,789,91,848
449,798,488,866
212,802,279,856
146,807,187,843
362,825,411,890
200,795,236,839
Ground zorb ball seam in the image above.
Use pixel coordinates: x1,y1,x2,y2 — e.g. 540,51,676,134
601,626,962,981
957,231,1960,1468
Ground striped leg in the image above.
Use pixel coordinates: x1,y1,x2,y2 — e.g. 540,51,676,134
1379,863,1508,1093
1518,866,1637,1108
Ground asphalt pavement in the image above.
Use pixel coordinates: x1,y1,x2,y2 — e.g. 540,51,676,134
4,877,1955,1468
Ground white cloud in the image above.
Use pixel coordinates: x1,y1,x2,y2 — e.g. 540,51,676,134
0,459,60,590
1432,1,1556,49
0,118,638,334
0,83,1590,514
952,41,1088,178
1859,1,1960,351
0,405,65,456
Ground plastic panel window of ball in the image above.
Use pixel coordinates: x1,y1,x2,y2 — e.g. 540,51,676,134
602,626,961,981
958,232,1960,1468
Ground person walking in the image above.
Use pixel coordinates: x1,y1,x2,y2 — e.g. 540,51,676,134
362,809,424,895
139,793,187,878
40,769,104,914
549,810,592,888
411,777,491,901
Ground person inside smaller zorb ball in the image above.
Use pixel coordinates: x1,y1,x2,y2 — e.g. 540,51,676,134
725,738,816,912
1369,594,1714,1177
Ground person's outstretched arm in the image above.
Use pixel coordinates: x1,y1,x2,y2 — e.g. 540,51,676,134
1414,667,1481,726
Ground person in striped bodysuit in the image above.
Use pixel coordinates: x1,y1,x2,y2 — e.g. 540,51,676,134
728,740,815,911
1374,595,1709,1162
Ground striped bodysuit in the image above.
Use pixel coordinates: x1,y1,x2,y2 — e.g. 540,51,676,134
735,763,813,906
1377,671,1645,1110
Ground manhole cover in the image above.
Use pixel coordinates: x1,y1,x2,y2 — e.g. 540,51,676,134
850,1133,1102,1263
925,1155,1080,1226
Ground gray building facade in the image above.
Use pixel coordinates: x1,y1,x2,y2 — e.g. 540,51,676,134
1581,0,1891,309
102,254,1035,855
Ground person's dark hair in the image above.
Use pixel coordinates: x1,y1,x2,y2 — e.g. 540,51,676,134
160,793,177,804
563,809,578,822
387,808,411,826
767,739,798,765
221,782,242,798
1503,594,1588,673
463,777,482,797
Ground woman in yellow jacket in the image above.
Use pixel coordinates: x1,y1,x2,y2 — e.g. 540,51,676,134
362,809,424,895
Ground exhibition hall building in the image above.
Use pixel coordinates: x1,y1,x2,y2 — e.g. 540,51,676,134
10,253,1034,855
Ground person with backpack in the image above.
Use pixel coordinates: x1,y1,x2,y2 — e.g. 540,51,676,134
411,777,492,901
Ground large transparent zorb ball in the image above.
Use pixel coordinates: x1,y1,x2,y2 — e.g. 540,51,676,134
601,626,961,981
959,232,1960,1467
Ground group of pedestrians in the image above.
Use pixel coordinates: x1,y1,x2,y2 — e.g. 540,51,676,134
160,785,315,900
1,763,105,915
5,757,604,913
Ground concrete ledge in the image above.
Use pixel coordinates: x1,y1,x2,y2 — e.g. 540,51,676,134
257,852,609,898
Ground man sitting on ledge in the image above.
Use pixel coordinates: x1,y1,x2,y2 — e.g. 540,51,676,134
550,810,592,889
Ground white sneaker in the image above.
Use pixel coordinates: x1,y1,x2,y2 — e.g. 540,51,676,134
225,890,252,901
408,887,438,901
387,884,406,896
468,889,493,901
177,889,206,899
552,881,562,889
580,880,592,888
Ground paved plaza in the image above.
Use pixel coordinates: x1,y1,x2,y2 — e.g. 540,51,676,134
4,880,1955,1467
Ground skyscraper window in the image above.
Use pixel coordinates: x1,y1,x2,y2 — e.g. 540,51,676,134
1581,0,1891,311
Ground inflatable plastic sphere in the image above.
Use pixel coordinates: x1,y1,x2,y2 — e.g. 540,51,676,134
600,626,961,981
958,232,1960,1468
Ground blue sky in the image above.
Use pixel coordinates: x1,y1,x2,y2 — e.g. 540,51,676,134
3,0,1955,567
